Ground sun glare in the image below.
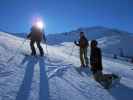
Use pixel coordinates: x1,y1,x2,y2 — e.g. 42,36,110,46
36,21,44,30
32,16,46,30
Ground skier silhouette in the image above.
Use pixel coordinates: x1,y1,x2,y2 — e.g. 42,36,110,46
27,25,46,56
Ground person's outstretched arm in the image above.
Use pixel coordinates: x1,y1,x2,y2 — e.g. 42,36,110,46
74,40,79,46
27,33,31,39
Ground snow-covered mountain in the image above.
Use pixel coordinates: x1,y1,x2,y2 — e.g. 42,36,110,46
98,35,133,58
47,26,133,58
46,26,130,44
0,31,133,100
1,26,133,58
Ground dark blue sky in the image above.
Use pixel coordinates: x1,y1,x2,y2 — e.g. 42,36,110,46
0,0,133,34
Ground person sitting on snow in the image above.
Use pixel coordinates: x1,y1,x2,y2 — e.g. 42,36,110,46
27,25,46,56
90,40,103,74
74,32,89,67
90,40,119,89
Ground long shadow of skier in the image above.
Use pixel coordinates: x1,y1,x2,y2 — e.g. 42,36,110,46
75,67,91,77
15,56,38,100
39,57,49,100
16,56,49,100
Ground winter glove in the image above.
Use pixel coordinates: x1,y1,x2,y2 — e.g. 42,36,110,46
27,33,31,39
74,40,80,46
74,41,77,45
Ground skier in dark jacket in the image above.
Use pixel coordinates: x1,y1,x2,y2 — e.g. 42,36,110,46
90,40,120,89
90,40,103,74
27,25,46,56
74,32,89,67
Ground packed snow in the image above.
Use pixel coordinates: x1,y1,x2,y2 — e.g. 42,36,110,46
0,31,133,100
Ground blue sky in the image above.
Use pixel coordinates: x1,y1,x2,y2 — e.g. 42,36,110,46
0,0,133,34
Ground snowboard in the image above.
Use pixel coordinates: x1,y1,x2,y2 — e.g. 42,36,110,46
97,74,121,90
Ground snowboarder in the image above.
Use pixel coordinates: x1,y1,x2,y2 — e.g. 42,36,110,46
74,32,89,67
90,40,120,89
27,25,46,56
90,40,103,74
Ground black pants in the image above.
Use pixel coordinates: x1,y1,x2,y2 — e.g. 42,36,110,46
30,40,44,56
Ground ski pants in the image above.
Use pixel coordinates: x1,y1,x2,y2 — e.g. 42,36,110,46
30,40,44,55
80,48,89,66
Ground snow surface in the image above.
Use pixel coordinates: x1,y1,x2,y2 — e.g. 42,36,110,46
0,32,133,100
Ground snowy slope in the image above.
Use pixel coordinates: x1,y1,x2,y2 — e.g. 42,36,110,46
47,26,133,58
98,35,133,58
3,26,133,57
0,32,133,100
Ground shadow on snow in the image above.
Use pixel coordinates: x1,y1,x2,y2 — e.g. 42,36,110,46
15,56,49,100
110,82,133,100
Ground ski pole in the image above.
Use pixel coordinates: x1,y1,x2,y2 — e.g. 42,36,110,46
68,44,75,59
45,41,52,63
42,33,52,63
45,41,49,56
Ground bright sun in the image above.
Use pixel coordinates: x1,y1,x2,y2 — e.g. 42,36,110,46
36,21,44,30
31,16,46,30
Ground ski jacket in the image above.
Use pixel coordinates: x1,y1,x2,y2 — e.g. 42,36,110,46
27,28,44,41
75,36,89,48
90,47,103,72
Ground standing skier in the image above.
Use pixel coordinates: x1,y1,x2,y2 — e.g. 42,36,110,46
27,25,46,56
90,40,120,89
74,32,89,67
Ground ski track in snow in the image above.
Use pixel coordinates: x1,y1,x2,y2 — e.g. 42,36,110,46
0,32,133,100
